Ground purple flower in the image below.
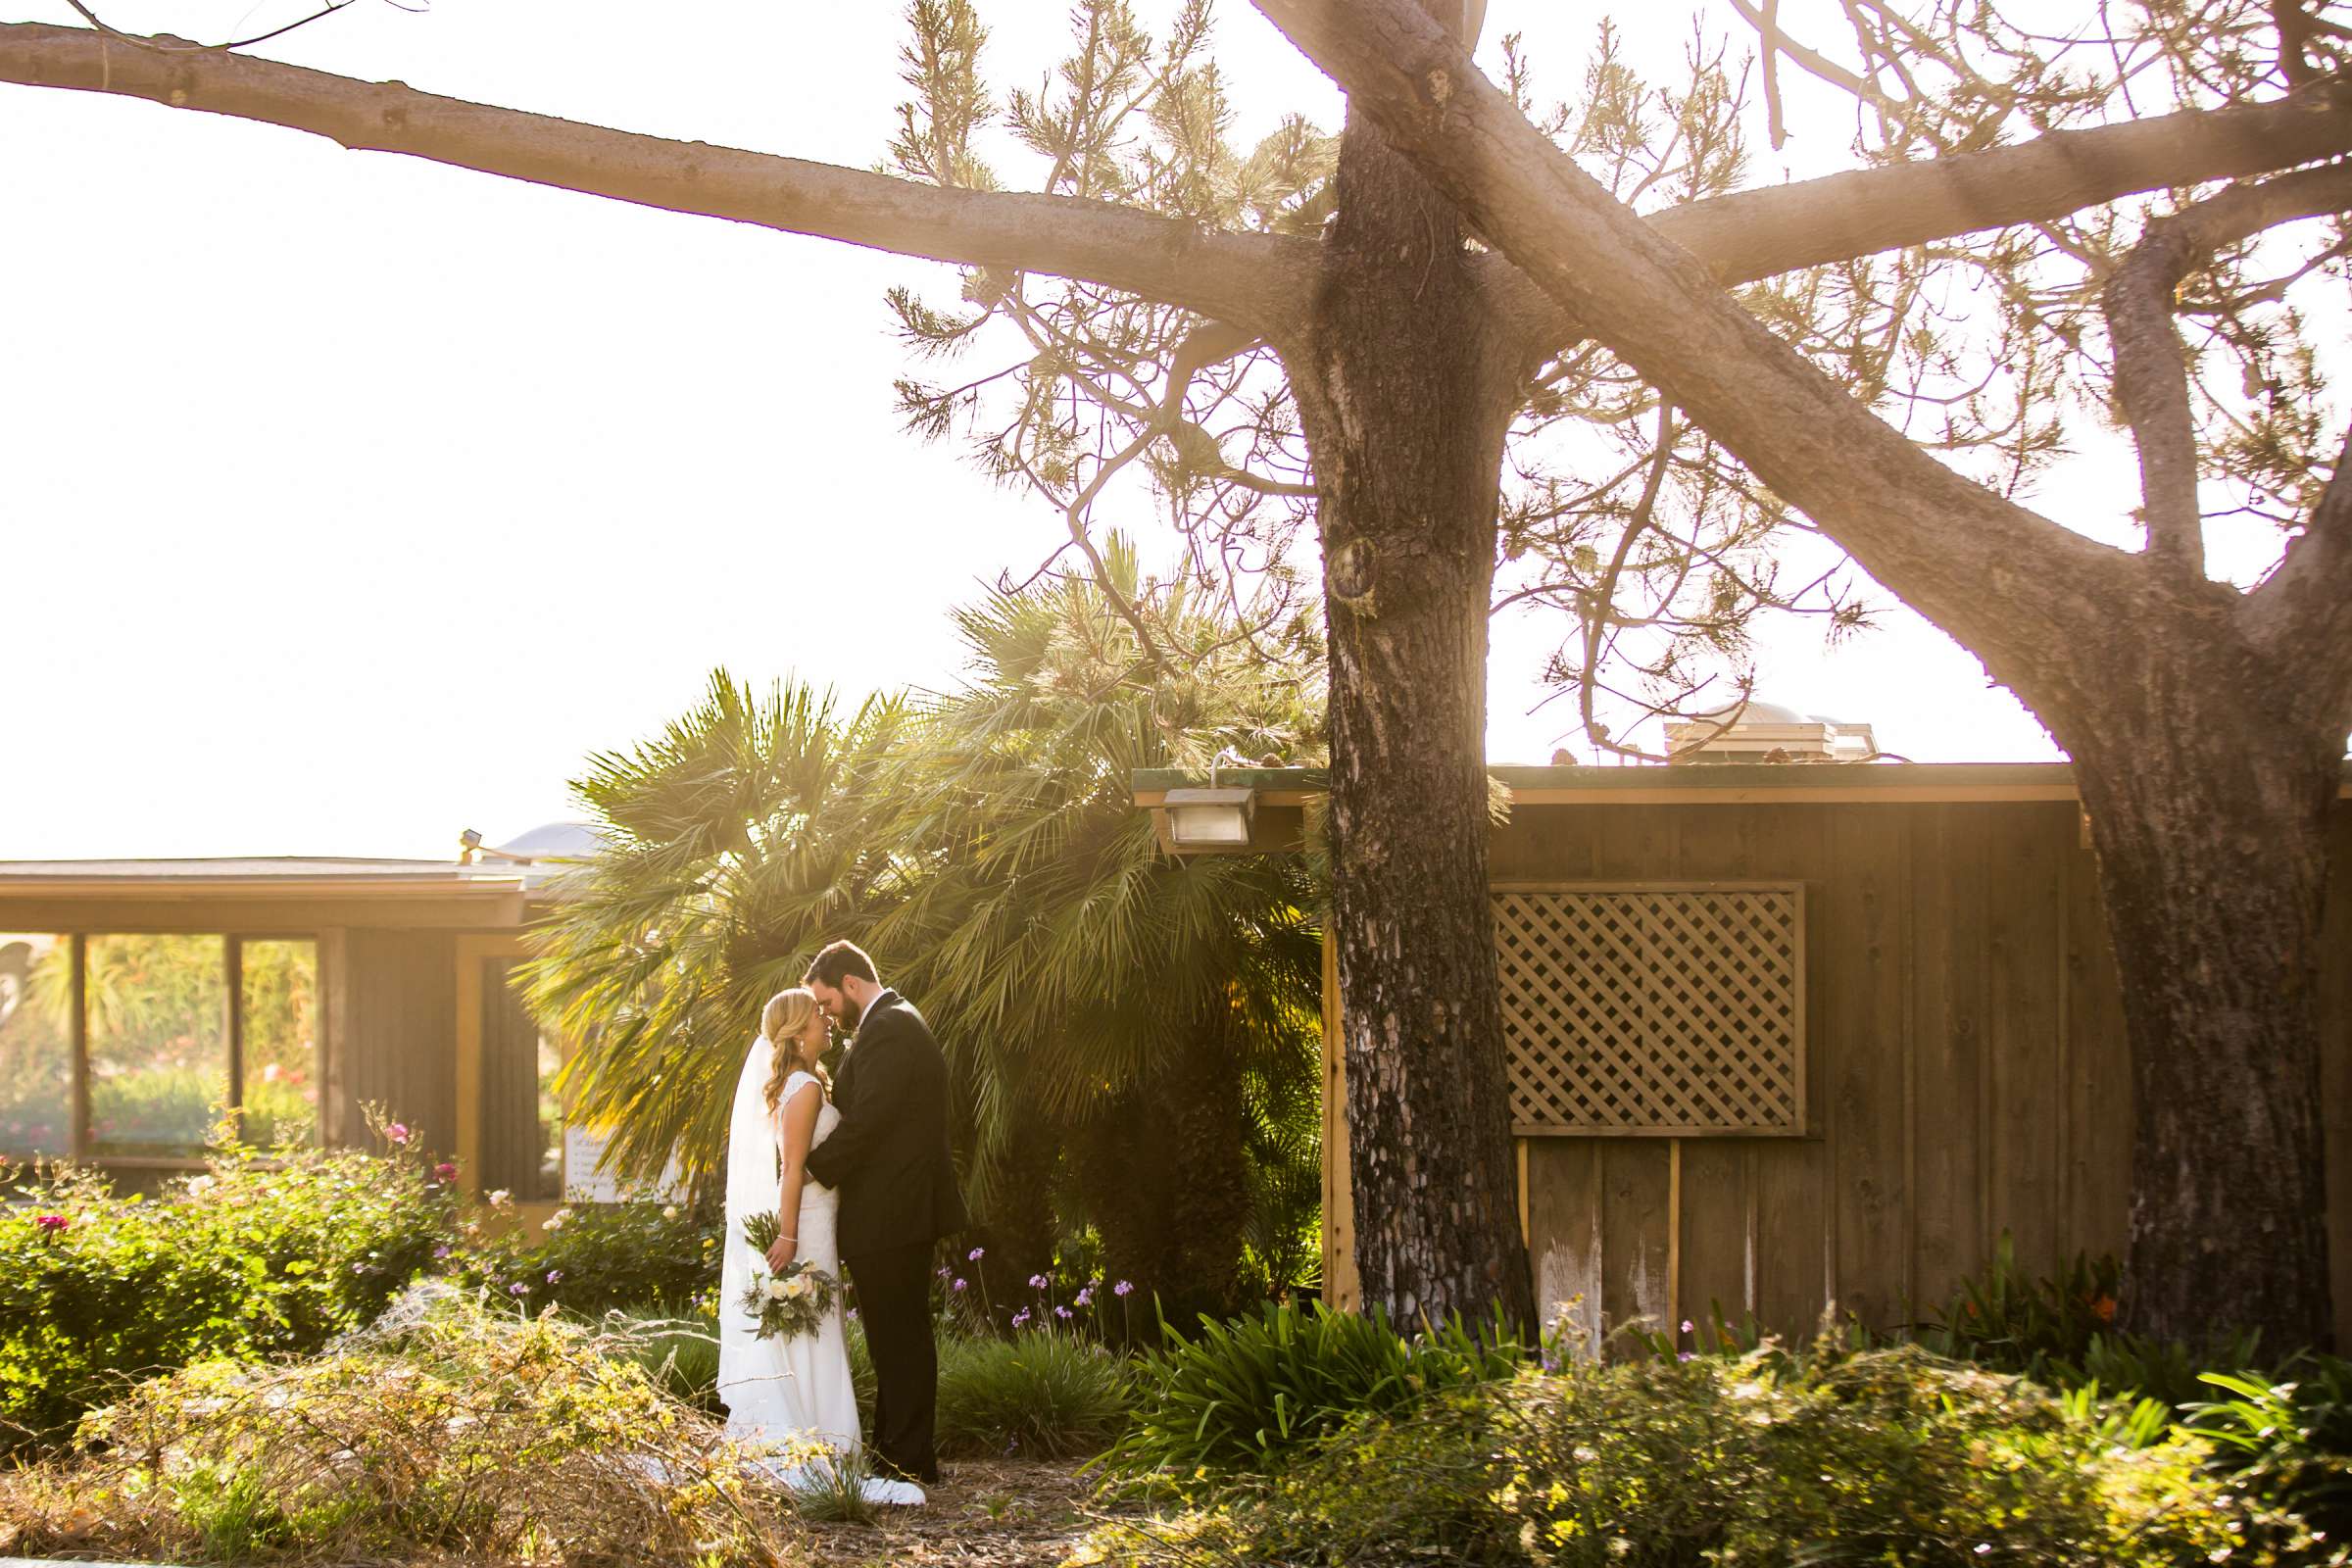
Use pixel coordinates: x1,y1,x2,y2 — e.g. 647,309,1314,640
1113,1279,1134,1298
848,1307,859,1322
1678,1351,1695,1362
952,1277,967,1293
31,1213,67,1234
510,1282,530,1297
1074,1287,1094,1307
1680,1319,1695,1336
937,1266,953,1280
546,1269,564,1285
352,1262,368,1275
1012,1308,1032,1329
433,1245,453,1260
967,1247,985,1261
1054,1304,1072,1320
1028,1273,1051,1291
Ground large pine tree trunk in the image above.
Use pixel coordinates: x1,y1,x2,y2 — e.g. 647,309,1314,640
2060,643,2338,1348
1279,102,1536,1332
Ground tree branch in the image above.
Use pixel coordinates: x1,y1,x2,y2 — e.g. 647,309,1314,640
1478,82,2352,367
1253,0,2139,701
2248,423,2352,729
2103,165,2352,581
0,20,1313,336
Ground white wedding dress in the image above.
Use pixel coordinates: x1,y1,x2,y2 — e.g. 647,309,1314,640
717,1038,924,1506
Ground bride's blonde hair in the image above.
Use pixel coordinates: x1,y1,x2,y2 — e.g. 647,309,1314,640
761,987,829,1112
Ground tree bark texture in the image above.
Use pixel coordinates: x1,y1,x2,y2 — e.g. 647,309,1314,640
1279,104,1537,1334
2056,626,2341,1348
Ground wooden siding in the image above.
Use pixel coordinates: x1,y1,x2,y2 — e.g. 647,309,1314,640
1327,796,2352,1348
327,929,459,1158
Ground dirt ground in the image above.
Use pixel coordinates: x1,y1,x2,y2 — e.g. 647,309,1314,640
793,1457,1142,1567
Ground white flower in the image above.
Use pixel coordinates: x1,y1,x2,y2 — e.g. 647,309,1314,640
486,1189,512,1208
783,1275,811,1299
765,1279,790,1301
662,1204,680,1221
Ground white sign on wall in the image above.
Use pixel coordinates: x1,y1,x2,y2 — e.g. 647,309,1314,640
563,1122,687,1203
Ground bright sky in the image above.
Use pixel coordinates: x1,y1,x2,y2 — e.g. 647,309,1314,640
0,0,2284,859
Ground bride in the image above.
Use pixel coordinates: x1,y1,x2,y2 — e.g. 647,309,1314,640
717,987,924,1506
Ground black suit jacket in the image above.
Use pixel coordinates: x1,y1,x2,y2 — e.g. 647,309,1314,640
804,990,967,1257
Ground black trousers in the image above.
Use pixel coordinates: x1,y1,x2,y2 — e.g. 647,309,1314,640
843,1241,939,1485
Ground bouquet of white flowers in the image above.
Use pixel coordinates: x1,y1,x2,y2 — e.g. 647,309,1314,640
739,1211,838,1341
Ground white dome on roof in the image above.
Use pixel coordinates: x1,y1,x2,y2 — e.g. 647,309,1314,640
496,822,610,859
1695,698,1807,725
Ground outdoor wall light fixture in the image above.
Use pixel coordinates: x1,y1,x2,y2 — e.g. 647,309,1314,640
1161,786,1257,848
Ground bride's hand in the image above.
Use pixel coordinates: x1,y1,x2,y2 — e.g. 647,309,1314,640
765,1235,798,1271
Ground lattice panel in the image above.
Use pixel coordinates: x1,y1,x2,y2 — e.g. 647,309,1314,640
1494,885,1804,1136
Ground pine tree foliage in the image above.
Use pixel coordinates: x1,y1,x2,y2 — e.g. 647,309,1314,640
880,0,2348,755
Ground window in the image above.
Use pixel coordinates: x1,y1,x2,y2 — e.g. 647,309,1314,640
240,940,320,1149
86,934,228,1158
0,933,73,1160
1493,884,1806,1136
0,933,323,1164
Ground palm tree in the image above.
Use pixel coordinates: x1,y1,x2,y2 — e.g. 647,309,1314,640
518,671,908,1192
876,537,1327,1328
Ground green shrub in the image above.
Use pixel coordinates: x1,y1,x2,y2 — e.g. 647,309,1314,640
0,1286,790,1566
0,1135,455,1451
2186,1363,2352,1552
1103,1298,1523,1483
1087,1344,2311,1568
448,1197,719,1317
936,1330,1133,1459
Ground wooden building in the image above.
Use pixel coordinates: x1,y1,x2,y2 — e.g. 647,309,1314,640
0,827,607,1228
1135,761,2352,1348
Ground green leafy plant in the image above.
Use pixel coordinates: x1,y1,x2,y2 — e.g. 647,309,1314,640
445,1196,719,1318
1102,1298,1523,1484
0,1286,789,1566
0,1125,455,1452
935,1330,1133,1459
1088,1344,2308,1568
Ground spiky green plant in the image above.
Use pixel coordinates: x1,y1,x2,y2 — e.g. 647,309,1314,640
875,534,1325,1323
517,671,909,1193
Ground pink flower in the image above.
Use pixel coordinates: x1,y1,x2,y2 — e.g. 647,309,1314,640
386,1123,411,1146
967,1246,985,1261
32,1213,67,1234
435,1162,458,1180
952,1278,967,1293
546,1269,564,1285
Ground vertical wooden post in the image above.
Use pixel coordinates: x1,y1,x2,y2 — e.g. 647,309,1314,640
1516,1138,1530,1247
69,933,88,1161
223,937,245,1128
318,928,351,1148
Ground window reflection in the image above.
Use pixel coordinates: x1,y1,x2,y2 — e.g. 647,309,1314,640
86,934,227,1158
240,939,319,1148
0,934,74,1161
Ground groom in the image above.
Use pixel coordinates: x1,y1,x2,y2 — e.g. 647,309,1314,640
801,939,966,1488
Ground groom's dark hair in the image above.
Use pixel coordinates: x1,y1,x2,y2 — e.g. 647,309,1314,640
806,939,879,990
